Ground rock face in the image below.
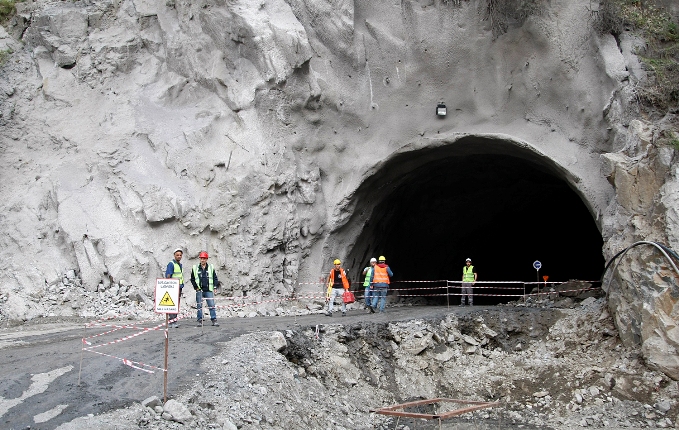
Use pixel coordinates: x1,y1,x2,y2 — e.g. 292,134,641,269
0,0,677,377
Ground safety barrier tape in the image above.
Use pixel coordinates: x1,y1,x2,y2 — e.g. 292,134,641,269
85,348,163,374
196,294,327,313
81,280,601,376
83,321,166,349
527,287,599,297
372,285,525,291
297,279,601,286
82,325,127,344
83,310,192,335
85,311,154,327
298,279,449,284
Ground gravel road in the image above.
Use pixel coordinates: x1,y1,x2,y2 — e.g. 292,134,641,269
0,305,502,429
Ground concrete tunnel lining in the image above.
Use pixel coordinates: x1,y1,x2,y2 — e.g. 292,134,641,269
328,135,605,301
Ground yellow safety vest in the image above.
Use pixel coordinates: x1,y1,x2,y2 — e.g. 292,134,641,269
193,264,215,291
171,261,184,285
463,265,475,282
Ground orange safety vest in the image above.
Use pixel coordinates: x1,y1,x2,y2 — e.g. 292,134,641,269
372,265,390,284
328,268,350,290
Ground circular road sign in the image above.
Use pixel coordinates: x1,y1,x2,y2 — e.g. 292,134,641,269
533,260,542,270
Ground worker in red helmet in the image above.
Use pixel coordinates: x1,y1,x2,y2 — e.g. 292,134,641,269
190,251,220,327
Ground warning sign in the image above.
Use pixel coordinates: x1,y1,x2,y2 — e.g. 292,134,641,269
155,278,180,313
159,292,175,307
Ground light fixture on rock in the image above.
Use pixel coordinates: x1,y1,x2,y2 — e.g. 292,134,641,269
436,102,447,117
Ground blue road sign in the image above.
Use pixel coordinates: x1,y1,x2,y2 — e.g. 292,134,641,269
533,260,542,270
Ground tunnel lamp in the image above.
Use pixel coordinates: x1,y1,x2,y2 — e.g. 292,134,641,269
436,103,447,117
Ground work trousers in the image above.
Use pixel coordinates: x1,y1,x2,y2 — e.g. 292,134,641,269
461,282,474,305
327,288,347,313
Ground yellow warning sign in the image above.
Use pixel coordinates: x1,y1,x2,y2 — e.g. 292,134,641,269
155,278,179,313
159,291,175,307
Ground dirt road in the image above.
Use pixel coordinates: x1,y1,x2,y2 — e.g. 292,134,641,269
0,305,547,430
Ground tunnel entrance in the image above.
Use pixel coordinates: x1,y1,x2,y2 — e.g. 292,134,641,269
342,136,604,304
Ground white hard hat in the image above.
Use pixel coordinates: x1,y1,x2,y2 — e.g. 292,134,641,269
370,258,377,263
466,258,471,262
173,248,183,254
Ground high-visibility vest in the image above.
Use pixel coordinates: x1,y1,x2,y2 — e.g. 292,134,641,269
193,264,215,291
170,261,184,285
373,265,390,284
363,267,373,287
463,265,475,282
328,268,350,289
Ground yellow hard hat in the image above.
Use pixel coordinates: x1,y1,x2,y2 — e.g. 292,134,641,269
378,256,386,261
333,259,341,265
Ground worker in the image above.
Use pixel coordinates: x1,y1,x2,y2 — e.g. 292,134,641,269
461,258,477,306
190,251,220,327
164,248,184,328
325,259,350,317
362,258,377,310
369,256,393,313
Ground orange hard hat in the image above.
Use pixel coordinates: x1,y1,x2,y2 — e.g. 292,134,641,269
199,251,209,259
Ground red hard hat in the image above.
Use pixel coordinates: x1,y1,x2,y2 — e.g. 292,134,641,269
199,251,209,259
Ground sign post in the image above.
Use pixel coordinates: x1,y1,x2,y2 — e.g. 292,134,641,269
155,278,180,403
533,261,542,298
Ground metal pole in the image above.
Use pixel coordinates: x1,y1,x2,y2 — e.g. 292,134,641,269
164,313,169,403
446,283,449,309
78,323,86,386
294,286,298,325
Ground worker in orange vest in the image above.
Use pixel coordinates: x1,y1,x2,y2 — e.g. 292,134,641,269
325,259,350,317
368,256,393,313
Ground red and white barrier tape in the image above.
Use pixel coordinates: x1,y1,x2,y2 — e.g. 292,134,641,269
80,280,601,376
84,348,163,374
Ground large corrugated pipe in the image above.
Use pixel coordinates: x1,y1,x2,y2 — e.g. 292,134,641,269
601,241,679,290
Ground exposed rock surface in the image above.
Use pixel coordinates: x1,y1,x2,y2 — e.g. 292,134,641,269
0,0,678,389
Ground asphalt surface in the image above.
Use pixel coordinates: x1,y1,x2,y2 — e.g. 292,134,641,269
0,304,532,430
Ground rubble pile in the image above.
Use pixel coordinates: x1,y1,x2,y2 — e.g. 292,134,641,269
58,297,679,429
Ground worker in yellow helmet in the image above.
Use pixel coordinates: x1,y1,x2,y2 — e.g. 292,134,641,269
368,256,393,313
325,259,350,317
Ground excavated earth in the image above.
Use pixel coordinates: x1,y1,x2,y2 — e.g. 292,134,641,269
41,295,679,430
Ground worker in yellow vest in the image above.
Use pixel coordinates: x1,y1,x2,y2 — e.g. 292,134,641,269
461,258,477,306
164,248,184,328
362,257,377,310
190,251,220,327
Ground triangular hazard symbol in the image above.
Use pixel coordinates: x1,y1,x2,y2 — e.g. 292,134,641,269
159,291,175,306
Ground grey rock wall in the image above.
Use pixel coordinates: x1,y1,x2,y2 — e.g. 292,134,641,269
0,0,678,377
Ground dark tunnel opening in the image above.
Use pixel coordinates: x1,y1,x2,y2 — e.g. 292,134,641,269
347,147,604,306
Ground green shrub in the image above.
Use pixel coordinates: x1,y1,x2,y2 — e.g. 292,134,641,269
0,0,16,23
597,0,679,113
0,48,12,66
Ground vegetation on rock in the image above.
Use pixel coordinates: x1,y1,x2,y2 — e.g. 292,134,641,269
598,0,679,117
0,0,16,24
484,0,544,38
